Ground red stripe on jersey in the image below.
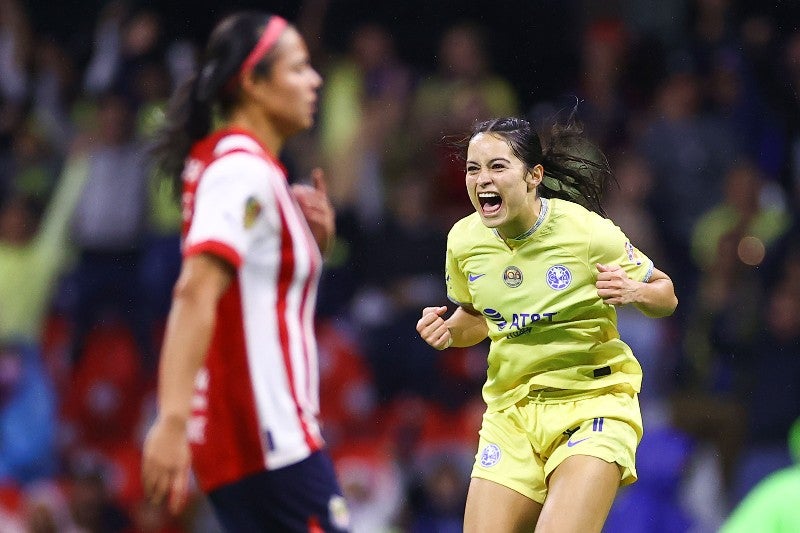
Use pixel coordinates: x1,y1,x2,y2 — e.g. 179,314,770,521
275,203,319,451
296,208,322,437
191,278,266,492
184,240,242,268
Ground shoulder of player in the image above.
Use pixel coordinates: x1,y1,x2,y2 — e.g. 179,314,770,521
549,198,611,233
201,134,283,183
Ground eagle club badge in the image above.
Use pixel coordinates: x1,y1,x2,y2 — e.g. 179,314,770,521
244,196,262,228
546,264,572,290
480,443,502,467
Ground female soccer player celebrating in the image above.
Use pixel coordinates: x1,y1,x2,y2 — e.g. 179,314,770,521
141,11,349,532
417,116,677,533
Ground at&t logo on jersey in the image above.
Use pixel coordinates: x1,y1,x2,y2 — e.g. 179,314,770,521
546,265,572,290
483,308,558,335
484,308,507,330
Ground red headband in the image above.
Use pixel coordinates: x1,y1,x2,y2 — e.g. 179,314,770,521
239,16,288,78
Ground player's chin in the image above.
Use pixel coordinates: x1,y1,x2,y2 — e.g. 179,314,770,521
286,115,314,136
477,211,503,228
299,114,315,130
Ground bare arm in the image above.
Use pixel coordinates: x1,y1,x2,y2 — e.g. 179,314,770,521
416,304,489,350
142,253,233,514
596,264,678,318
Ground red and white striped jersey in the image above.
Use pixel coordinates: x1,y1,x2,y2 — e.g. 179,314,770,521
181,127,324,492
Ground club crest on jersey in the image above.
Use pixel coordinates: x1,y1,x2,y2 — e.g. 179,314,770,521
625,241,643,265
503,266,523,288
546,265,572,290
480,443,502,467
243,196,262,228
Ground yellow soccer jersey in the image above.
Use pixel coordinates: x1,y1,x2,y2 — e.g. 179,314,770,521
445,197,654,412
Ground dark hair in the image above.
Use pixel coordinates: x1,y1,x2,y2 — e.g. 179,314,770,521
464,111,614,216
150,11,284,183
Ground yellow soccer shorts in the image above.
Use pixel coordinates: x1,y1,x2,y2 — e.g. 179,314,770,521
471,387,643,504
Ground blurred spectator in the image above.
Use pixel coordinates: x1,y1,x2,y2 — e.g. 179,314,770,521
0,141,87,346
406,447,471,533
31,38,79,156
687,0,739,76
136,63,181,327
592,148,680,414
776,31,800,198
729,252,800,504
635,117,793,514
305,20,413,321
409,21,519,226
0,343,58,485
674,224,757,498
353,177,448,404
6,121,62,203
318,21,413,222
66,93,155,373
572,18,631,150
690,160,790,272
84,2,164,105
637,57,738,294
317,318,379,449
410,22,519,147
22,480,82,533
704,48,785,180
67,462,130,533
333,439,403,533
605,149,669,271
60,322,145,458
620,0,688,50
0,0,31,151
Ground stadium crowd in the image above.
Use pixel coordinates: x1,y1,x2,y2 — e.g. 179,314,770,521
0,0,798,531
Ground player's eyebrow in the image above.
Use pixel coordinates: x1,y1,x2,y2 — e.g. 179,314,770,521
466,157,511,166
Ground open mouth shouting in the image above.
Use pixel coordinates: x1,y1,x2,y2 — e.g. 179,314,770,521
478,192,502,216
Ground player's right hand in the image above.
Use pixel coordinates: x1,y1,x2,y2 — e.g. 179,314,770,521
142,416,191,515
416,306,452,350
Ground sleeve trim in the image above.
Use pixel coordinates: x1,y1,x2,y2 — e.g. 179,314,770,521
447,294,470,306
642,260,654,283
184,240,242,269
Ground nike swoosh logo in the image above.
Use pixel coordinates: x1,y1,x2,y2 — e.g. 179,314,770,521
567,437,590,447
468,273,486,282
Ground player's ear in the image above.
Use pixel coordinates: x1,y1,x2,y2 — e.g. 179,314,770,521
526,164,543,192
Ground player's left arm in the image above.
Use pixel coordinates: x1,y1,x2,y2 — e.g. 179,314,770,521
595,263,678,318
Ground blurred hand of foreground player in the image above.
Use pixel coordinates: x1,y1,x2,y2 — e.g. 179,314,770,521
142,416,191,515
291,167,335,256
417,306,452,350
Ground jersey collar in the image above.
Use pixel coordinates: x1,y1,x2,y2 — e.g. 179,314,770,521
493,197,550,243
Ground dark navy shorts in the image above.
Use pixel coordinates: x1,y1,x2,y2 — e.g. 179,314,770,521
207,451,350,532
